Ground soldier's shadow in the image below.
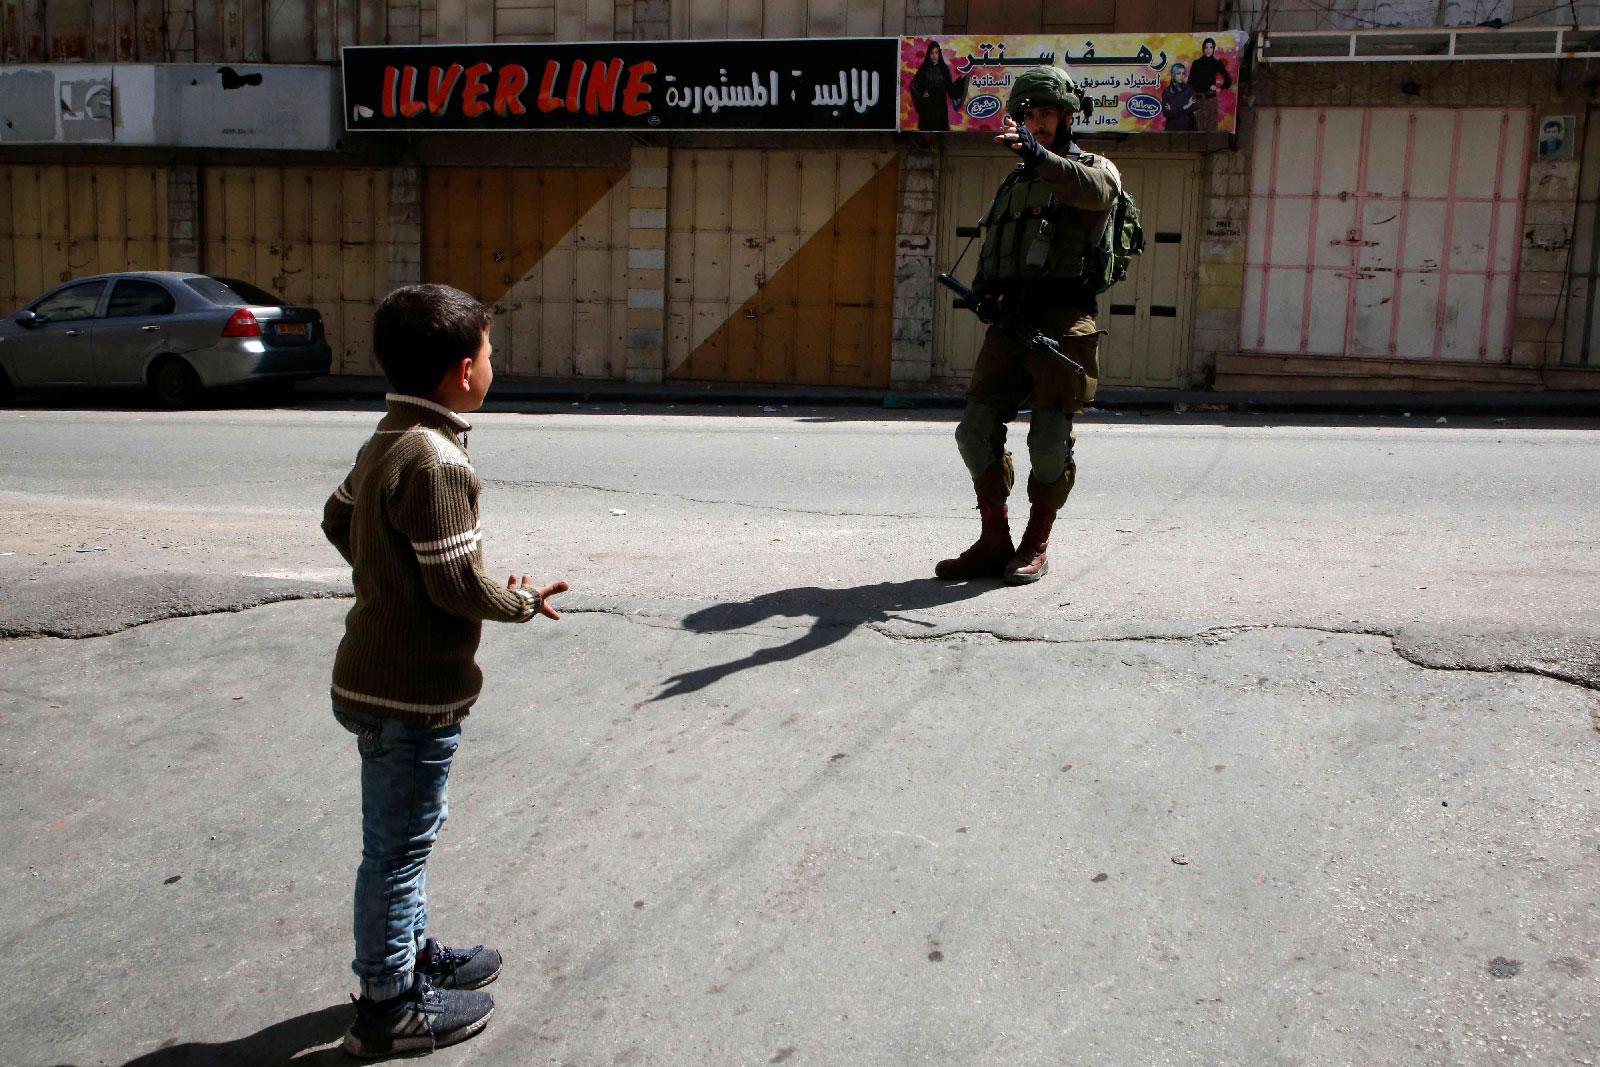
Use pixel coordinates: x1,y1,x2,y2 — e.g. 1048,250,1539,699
653,577,994,701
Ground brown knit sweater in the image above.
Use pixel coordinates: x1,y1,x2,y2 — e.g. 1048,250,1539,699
322,393,538,727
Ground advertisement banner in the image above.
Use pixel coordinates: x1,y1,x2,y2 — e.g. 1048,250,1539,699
342,39,899,132
899,32,1248,134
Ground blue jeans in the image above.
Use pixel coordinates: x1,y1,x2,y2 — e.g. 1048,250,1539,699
336,707,461,1001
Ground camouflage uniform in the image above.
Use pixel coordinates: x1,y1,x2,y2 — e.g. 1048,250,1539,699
937,67,1121,585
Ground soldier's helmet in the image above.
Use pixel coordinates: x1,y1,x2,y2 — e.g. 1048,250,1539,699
1006,65,1092,119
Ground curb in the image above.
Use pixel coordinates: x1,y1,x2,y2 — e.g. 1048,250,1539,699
297,377,1600,418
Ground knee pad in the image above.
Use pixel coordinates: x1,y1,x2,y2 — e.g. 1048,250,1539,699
1027,409,1073,484
955,402,1006,479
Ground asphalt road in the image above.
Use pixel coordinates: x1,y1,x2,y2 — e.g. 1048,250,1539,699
1,399,1597,1066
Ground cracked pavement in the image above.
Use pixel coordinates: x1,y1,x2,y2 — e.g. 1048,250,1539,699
2,403,1598,1066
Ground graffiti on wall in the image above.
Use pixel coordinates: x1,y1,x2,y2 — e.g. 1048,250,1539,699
0,64,339,148
0,67,114,142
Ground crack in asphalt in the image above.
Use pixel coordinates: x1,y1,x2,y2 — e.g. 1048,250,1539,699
0,588,353,641
8,598,1596,698
864,622,1390,644
1387,646,1600,696
863,620,1600,694
551,608,1600,696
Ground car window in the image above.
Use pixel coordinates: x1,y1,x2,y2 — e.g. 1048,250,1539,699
107,279,176,318
184,276,285,307
31,281,108,323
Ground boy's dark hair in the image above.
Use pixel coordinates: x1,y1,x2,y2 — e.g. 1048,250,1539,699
373,284,493,396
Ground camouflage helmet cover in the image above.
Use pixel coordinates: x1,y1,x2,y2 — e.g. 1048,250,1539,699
1005,65,1092,119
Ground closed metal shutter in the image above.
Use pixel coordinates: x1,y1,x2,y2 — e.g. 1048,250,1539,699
1242,107,1528,363
0,165,168,315
202,167,392,374
666,149,898,387
423,167,629,379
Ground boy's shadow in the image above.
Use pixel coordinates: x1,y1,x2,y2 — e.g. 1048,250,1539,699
654,577,994,701
120,1003,352,1066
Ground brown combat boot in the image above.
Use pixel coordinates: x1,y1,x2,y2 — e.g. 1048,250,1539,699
1002,505,1056,584
935,467,1013,580
935,499,1013,580
1003,473,1072,585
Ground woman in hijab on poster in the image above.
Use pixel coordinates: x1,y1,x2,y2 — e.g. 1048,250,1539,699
1188,36,1233,132
1161,62,1196,132
910,40,969,132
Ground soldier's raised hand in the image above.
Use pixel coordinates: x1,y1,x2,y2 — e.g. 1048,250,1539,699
996,114,1047,168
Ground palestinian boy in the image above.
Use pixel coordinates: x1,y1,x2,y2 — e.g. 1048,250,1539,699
321,283,568,1057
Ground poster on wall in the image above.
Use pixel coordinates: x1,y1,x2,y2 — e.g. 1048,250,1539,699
1538,115,1575,161
342,39,899,132
899,31,1248,134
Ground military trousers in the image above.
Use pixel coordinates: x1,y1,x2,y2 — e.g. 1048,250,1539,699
954,306,1101,511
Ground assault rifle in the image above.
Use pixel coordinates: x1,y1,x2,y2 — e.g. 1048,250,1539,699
934,220,1088,379
936,269,1086,380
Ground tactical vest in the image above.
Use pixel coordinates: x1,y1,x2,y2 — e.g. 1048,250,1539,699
975,166,1105,289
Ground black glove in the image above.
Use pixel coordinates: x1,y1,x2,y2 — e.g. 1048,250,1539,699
974,290,1002,323
1011,120,1049,169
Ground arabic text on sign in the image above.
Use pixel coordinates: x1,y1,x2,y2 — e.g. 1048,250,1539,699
663,70,782,114
810,68,882,115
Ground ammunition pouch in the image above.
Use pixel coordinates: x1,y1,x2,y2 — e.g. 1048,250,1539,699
975,173,1096,288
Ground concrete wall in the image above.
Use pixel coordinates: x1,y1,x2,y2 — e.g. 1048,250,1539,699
1235,1,1600,31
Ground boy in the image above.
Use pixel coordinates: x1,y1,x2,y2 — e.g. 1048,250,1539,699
321,284,568,1057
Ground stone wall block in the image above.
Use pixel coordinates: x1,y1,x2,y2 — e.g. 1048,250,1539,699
1516,292,1562,322
622,144,670,380
166,164,202,273
894,264,933,287
1510,340,1548,366
1193,307,1240,333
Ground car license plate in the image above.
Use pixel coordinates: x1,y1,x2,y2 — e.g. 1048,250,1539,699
275,322,309,337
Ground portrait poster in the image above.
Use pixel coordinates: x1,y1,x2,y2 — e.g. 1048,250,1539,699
1538,115,1575,162
898,31,1248,134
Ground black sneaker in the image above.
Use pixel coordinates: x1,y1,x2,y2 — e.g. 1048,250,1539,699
342,974,493,1058
416,937,503,990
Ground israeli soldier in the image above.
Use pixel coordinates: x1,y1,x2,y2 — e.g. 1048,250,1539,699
936,66,1121,584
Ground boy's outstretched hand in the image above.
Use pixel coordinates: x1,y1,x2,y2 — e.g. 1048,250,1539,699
509,574,569,620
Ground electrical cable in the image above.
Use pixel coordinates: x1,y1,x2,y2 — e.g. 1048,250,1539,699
1502,1,1584,26
1291,0,1389,29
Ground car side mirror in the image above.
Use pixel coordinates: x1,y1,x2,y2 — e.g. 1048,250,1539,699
14,310,39,329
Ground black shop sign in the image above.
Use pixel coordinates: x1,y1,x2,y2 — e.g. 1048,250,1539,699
341,38,899,132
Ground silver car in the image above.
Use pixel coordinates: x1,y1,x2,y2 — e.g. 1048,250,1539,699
0,272,333,406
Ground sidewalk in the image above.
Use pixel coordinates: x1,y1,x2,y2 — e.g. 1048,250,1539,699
299,374,1600,417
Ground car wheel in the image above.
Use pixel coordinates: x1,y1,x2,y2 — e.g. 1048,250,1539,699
150,358,203,408
0,366,13,405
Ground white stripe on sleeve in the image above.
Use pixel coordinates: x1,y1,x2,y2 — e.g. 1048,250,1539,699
412,527,481,553
416,536,481,566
